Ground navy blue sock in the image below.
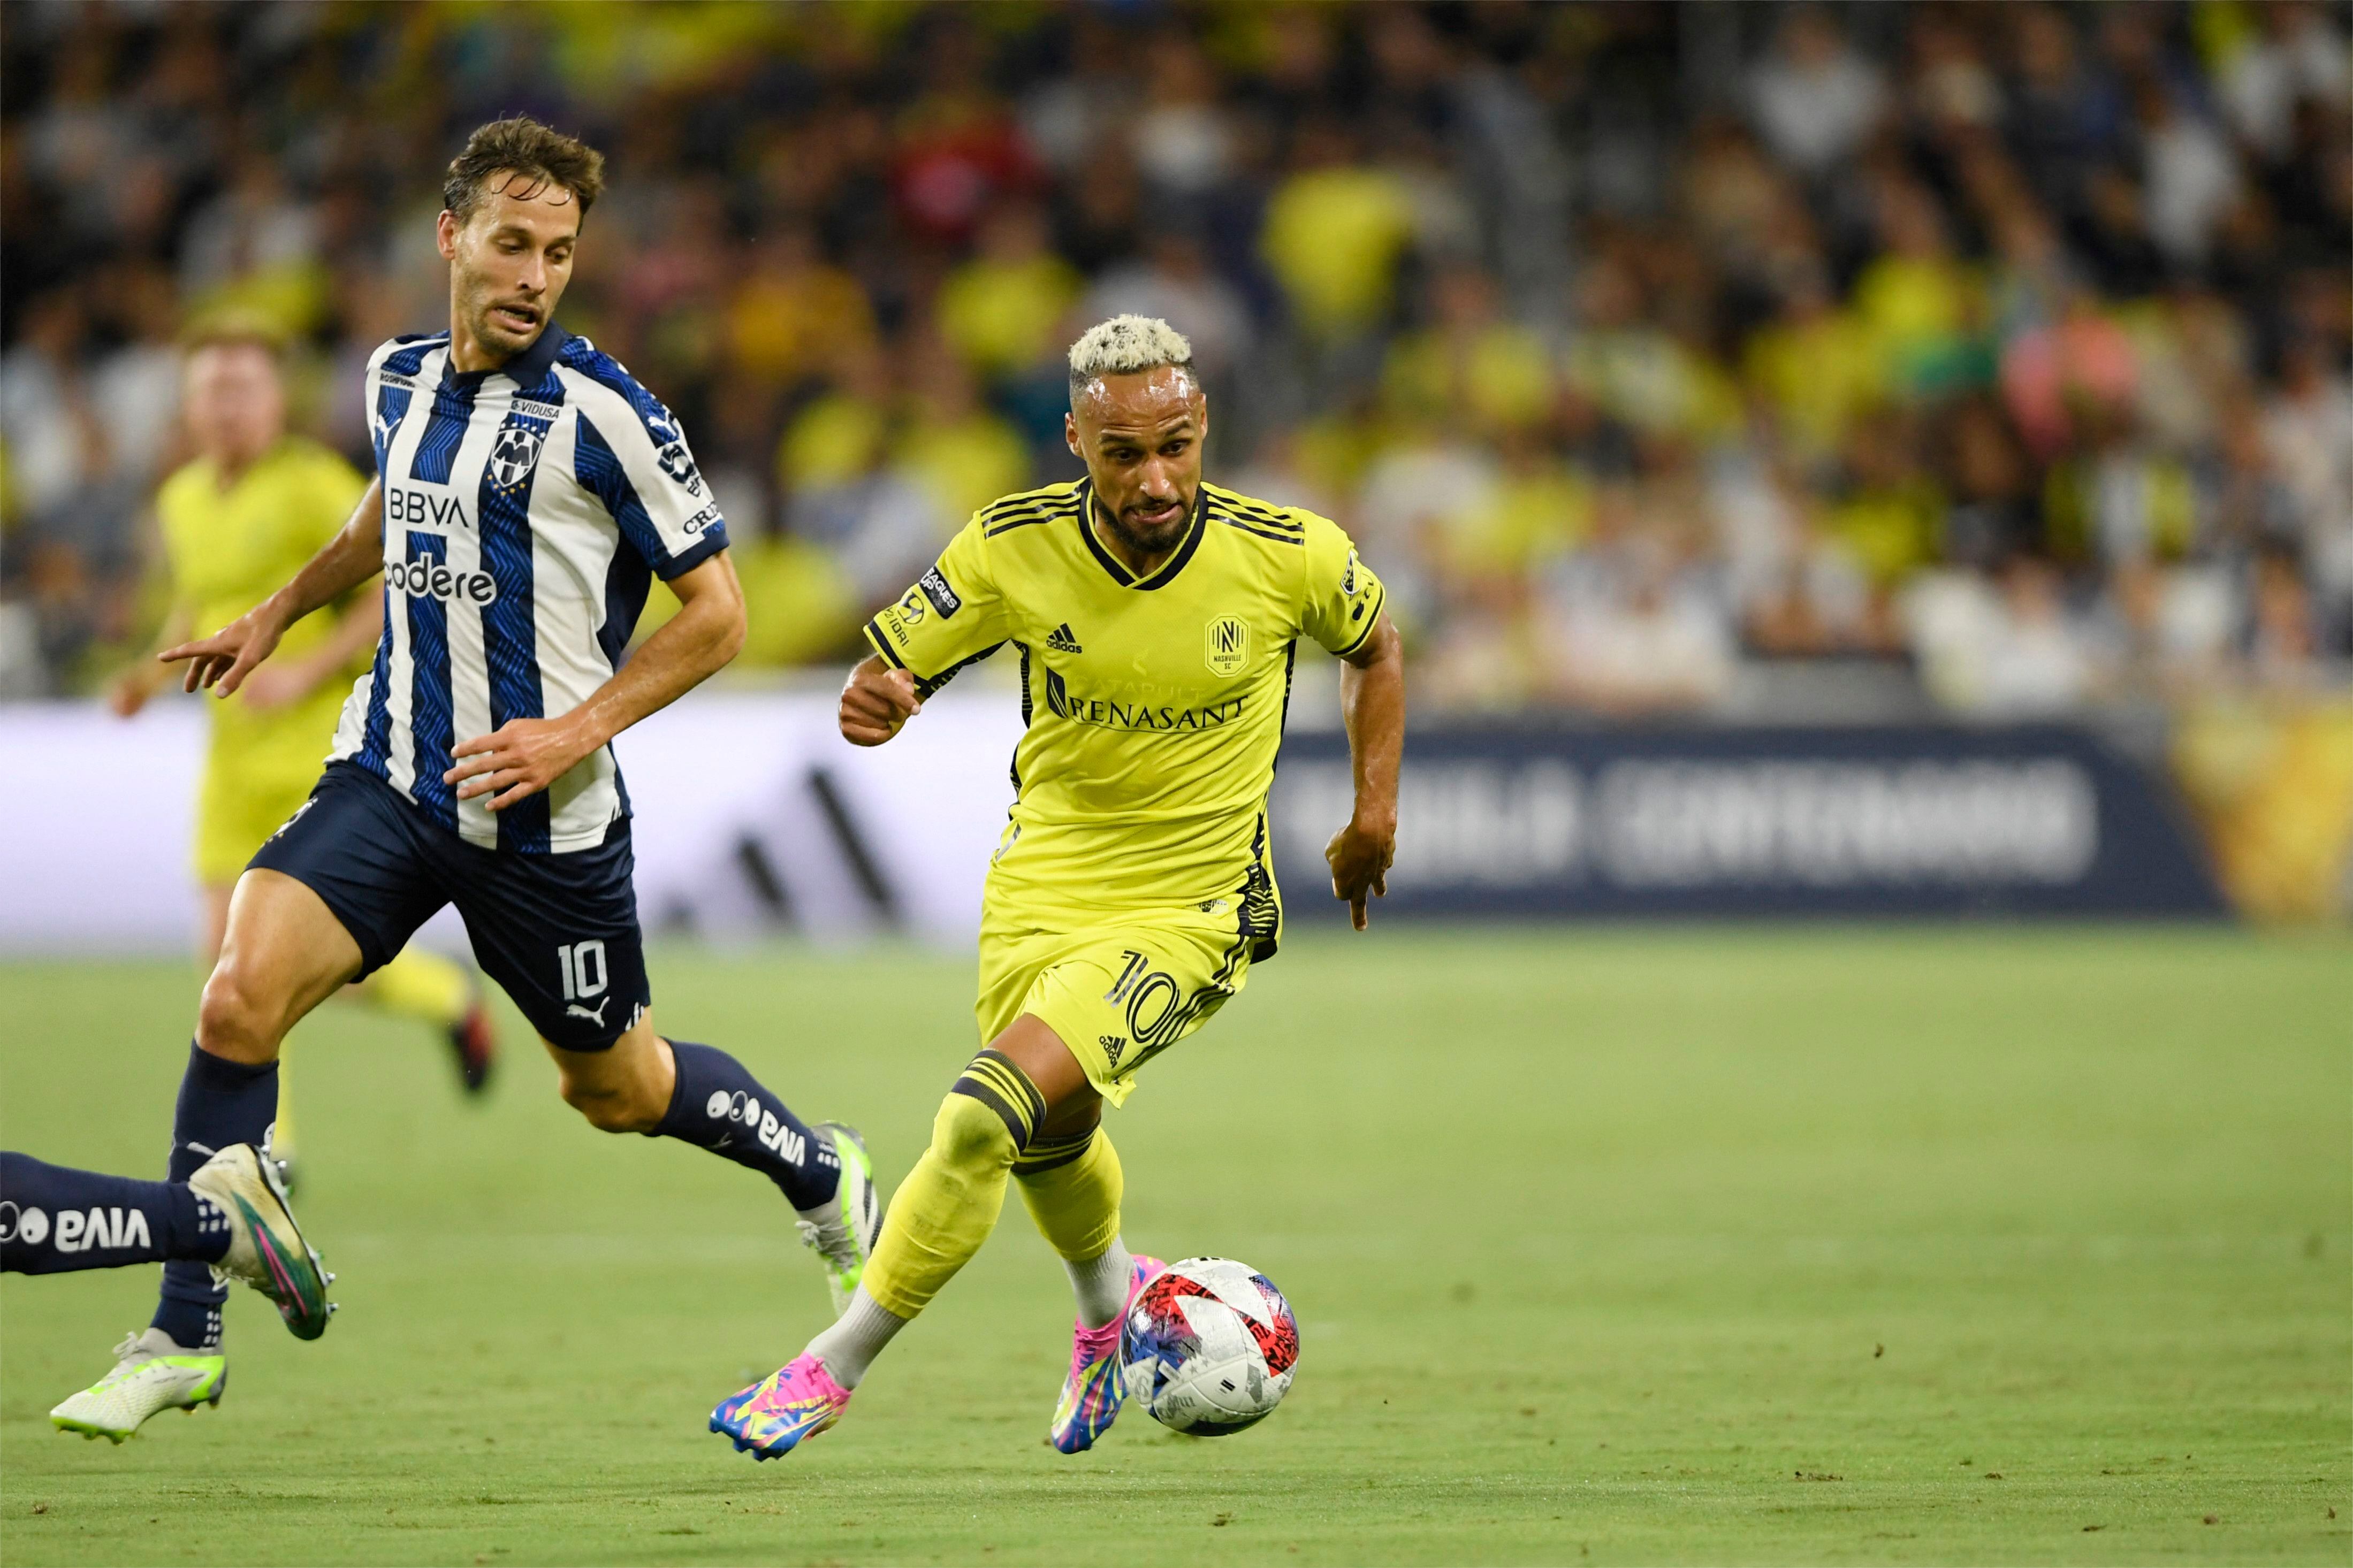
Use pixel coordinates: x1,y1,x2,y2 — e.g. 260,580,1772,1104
153,1043,278,1350
2,1153,227,1275
650,1040,839,1211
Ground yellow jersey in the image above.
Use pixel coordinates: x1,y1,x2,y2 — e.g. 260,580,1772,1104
864,479,1387,958
157,437,369,779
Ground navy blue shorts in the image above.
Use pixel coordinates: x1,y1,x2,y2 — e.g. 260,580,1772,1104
249,761,650,1051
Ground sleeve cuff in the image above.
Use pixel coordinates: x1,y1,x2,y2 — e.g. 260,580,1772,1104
1328,583,1387,659
862,617,909,670
653,524,730,582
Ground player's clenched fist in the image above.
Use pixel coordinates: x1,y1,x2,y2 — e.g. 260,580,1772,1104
839,657,921,746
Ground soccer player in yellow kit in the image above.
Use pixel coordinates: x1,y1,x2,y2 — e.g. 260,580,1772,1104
712,316,1404,1458
111,330,497,1144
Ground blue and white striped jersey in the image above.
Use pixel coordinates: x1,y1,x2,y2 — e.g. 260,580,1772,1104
328,324,728,854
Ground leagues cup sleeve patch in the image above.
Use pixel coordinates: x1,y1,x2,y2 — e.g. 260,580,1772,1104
919,565,962,619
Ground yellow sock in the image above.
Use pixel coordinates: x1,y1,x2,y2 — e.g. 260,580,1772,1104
1015,1125,1123,1263
357,947,471,1029
861,1050,1042,1320
272,1052,298,1165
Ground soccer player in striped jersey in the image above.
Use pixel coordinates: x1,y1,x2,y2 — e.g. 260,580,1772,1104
710,317,1403,1460
49,117,879,1443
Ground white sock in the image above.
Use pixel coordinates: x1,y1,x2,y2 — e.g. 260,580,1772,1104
1065,1238,1134,1330
804,1284,906,1389
795,1128,845,1226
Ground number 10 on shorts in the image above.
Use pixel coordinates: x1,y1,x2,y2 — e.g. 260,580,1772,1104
558,940,608,1001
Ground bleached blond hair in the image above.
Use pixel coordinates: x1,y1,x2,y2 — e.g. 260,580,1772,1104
1067,315,1195,396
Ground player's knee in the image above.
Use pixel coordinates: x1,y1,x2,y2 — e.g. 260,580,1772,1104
195,961,286,1064
930,1086,1021,1172
934,1049,1050,1168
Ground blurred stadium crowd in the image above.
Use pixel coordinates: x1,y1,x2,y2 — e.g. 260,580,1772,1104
2,0,2348,715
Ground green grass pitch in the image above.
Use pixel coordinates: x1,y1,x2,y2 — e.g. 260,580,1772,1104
2,926,2347,1565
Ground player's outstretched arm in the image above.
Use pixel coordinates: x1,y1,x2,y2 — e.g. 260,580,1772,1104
239,588,384,713
446,550,747,812
1327,611,1403,931
160,479,386,698
839,654,922,747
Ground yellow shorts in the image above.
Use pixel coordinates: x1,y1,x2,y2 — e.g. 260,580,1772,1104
975,906,1256,1109
195,691,345,886
195,758,320,885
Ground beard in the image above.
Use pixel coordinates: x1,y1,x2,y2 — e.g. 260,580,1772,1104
461,277,544,358
1096,493,1193,559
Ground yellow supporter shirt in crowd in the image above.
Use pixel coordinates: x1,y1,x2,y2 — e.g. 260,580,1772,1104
863,479,1387,955
1259,166,1416,339
1743,308,1886,460
1852,254,1983,395
778,390,889,491
727,261,877,387
1381,322,1555,431
897,408,1030,526
157,436,369,877
936,253,1083,379
1440,459,1592,580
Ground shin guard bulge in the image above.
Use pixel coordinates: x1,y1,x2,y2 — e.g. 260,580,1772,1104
860,1050,1046,1319
153,1043,278,1350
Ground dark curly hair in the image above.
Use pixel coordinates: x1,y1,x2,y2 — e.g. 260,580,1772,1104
441,116,606,227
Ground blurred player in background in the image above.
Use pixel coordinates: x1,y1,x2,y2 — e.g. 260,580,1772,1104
51,116,879,1444
111,326,499,1173
710,316,1403,1460
5,1141,333,1437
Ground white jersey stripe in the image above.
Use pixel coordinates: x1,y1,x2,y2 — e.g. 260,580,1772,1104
440,380,506,849
375,344,441,804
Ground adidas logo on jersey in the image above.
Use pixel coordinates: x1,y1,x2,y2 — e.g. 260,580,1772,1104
1046,622,1084,653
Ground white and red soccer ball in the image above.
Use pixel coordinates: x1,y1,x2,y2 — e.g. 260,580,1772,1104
1118,1256,1299,1435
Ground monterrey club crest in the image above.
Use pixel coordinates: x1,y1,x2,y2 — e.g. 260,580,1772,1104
1205,614,1250,677
489,423,545,492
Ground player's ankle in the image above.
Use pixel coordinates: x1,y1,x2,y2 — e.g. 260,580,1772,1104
149,1301,221,1356
805,1288,908,1389
1066,1240,1135,1330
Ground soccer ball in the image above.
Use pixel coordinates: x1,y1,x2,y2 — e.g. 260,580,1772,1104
1119,1256,1299,1435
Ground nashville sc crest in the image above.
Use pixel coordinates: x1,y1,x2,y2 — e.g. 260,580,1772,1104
1205,614,1250,677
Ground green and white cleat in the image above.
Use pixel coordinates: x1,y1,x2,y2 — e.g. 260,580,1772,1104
49,1329,225,1443
189,1142,336,1341
799,1122,883,1317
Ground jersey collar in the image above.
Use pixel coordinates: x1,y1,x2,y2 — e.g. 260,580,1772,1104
1077,477,1207,592
444,322,568,390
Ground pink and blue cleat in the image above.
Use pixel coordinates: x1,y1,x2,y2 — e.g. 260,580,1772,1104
710,1352,851,1460
1048,1255,1164,1454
